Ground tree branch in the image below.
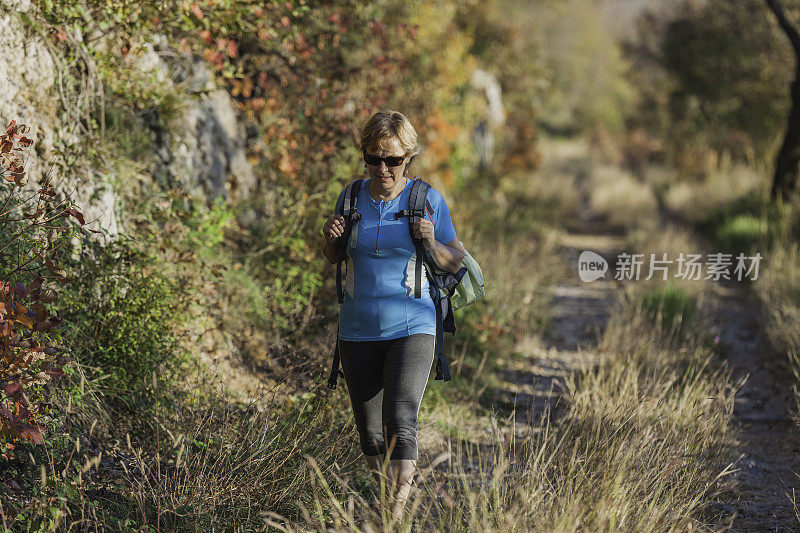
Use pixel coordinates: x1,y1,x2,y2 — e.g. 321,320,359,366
765,0,800,59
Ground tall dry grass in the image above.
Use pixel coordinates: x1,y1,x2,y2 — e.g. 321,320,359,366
21,279,735,532
753,198,800,420
263,285,736,532
589,164,659,231
661,163,768,224
13,369,366,531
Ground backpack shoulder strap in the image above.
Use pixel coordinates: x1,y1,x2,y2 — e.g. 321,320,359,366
394,178,452,382
394,177,430,298
329,179,365,389
394,177,431,222
335,178,364,304
339,178,364,216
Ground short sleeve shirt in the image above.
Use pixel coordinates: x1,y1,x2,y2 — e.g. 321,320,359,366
334,177,457,341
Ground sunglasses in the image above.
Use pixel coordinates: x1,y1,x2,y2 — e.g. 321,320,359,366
363,151,406,167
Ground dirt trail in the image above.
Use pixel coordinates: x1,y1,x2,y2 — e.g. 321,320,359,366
493,232,624,427
490,138,800,531
491,141,626,427
709,281,800,531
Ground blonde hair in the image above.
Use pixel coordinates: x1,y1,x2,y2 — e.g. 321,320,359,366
359,110,420,173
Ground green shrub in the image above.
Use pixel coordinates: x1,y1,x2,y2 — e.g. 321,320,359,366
57,235,191,404
693,192,792,254
716,214,768,255
183,196,237,258
637,282,696,335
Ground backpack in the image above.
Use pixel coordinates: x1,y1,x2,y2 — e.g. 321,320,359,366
327,176,485,389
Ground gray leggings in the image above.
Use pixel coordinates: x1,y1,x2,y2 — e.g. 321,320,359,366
338,333,435,460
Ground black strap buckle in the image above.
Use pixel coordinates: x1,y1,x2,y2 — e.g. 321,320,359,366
394,209,425,220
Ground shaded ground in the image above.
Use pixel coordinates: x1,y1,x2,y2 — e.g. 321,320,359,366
709,283,800,532
493,236,624,427
490,142,626,428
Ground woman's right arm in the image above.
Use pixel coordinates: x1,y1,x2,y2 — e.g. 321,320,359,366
321,214,345,264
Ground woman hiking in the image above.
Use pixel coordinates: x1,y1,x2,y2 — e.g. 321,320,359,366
321,110,467,519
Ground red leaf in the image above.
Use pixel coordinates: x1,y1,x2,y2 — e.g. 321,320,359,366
66,208,85,225
14,402,30,420
3,383,22,397
5,120,16,136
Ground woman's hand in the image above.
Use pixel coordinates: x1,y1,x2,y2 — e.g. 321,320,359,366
322,214,345,264
413,218,435,247
414,218,465,274
323,214,346,241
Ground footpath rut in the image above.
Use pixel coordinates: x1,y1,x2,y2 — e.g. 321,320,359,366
710,281,800,531
493,229,624,427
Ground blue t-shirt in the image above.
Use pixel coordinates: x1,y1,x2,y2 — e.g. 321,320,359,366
334,177,457,341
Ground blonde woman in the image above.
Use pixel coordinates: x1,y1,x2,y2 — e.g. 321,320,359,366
322,110,466,517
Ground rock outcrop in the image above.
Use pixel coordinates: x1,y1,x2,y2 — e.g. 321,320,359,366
0,1,256,241
131,34,256,204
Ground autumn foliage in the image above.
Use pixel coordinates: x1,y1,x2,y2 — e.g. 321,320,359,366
0,121,92,460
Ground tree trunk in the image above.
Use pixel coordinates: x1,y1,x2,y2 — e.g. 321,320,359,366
772,72,800,199
766,0,800,200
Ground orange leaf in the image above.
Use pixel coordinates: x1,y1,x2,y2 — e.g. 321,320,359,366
12,314,32,328
227,40,238,58
18,423,43,445
189,3,203,18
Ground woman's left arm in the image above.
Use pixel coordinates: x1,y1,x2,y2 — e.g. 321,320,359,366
414,218,465,274
427,237,467,274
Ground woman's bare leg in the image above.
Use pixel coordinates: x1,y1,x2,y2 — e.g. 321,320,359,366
388,458,416,519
